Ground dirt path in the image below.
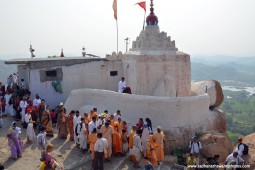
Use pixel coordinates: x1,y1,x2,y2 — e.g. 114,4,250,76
0,116,177,170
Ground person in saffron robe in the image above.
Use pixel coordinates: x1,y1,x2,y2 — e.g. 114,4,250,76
146,134,158,167
7,121,22,159
41,110,54,137
88,109,97,122
113,121,122,156
92,107,98,117
129,125,137,161
67,111,75,141
100,121,113,161
88,128,98,167
57,109,68,139
117,117,123,134
107,114,115,127
153,126,165,164
84,112,89,137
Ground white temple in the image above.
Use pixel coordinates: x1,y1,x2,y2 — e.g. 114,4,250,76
6,0,229,155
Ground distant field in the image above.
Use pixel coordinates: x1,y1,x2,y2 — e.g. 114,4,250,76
220,91,255,144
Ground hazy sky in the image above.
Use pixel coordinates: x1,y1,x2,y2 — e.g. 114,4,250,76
0,0,255,59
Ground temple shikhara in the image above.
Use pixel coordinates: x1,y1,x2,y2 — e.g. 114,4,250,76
5,0,232,160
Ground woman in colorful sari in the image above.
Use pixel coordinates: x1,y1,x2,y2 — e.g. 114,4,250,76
41,110,54,137
57,109,68,139
7,121,22,159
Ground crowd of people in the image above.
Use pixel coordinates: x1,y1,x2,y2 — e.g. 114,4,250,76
0,76,250,170
0,76,166,170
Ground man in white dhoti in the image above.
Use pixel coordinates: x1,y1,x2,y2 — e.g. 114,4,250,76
74,110,81,145
118,77,126,93
4,91,13,117
25,110,35,142
141,122,152,156
19,96,28,124
130,129,143,168
77,118,87,153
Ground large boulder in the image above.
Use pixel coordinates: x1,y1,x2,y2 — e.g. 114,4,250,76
200,133,233,163
242,133,255,169
211,109,227,133
191,80,224,107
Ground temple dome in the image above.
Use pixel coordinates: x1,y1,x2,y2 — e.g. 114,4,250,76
146,0,158,26
146,13,158,26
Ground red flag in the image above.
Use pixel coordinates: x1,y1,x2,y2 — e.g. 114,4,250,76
113,0,117,20
136,1,146,12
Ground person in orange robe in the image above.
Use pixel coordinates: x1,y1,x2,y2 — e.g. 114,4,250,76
67,111,75,141
107,115,115,127
128,125,137,161
88,128,98,168
117,118,123,139
84,113,89,137
41,110,54,137
113,121,122,156
100,121,113,160
92,107,98,117
88,110,97,122
146,134,158,167
153,126,165,164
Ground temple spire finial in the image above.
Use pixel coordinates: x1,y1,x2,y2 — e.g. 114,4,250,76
150,0,154,14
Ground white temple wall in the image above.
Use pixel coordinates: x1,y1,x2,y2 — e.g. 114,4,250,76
18,65,30,89
64,89,211,130
29,60,123,107
122,53,191,97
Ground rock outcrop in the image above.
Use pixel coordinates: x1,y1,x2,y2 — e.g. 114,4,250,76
191,80,224,108
200,133,233,163
242,133,255,169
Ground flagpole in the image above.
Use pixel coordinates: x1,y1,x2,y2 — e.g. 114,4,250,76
143,10,146,30
116,20,119,53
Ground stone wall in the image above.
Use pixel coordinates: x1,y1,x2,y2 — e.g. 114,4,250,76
63,88,219,153
65,89,210,129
